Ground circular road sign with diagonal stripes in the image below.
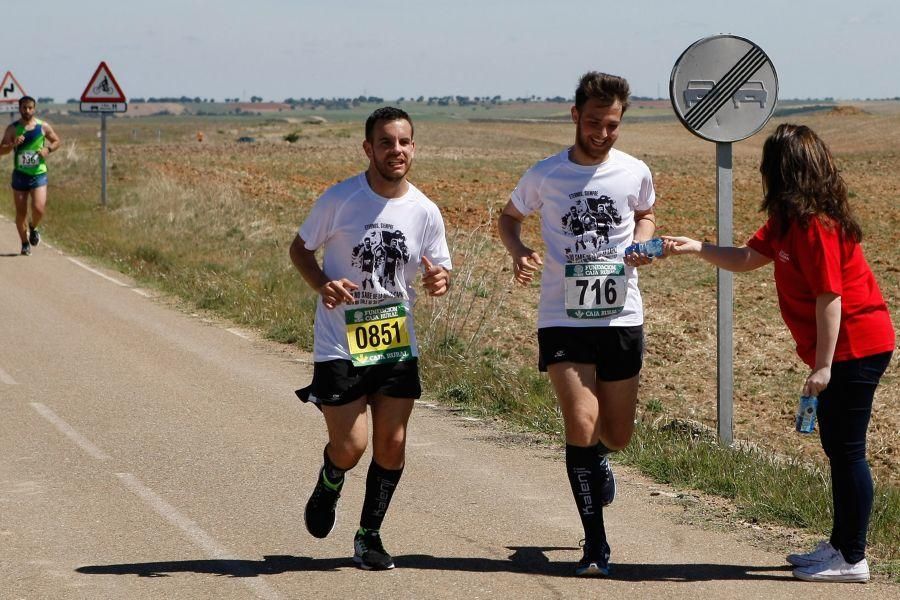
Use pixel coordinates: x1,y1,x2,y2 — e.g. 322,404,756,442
670,35,778,143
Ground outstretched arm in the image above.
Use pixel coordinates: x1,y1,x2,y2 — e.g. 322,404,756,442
498,200,543,285
662,236,771,272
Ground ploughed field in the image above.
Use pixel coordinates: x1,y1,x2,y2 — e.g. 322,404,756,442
38,102,899,484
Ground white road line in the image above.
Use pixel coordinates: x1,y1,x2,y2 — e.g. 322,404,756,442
29,402,111,461
66,256,150,297
116,473,281,600
226,328,250,340
0,365,17,385
67,257,129,287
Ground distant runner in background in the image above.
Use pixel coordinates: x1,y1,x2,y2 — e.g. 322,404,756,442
498,72,659,577
0,96,61,256
290,106,452,570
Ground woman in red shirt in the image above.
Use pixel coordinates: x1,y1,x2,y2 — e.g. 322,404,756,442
664,123,894,583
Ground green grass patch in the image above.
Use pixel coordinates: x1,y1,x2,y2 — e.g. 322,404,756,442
619,421,900,577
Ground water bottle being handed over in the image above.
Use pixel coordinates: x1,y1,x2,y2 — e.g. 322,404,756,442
624,237,664,258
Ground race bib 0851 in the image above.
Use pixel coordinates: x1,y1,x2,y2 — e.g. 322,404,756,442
345,303,412,366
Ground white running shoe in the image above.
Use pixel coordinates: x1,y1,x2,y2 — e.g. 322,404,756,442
793,552,869,583
787,540,839,567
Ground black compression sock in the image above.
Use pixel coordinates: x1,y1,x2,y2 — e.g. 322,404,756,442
360,460,404,531
565,444,606,543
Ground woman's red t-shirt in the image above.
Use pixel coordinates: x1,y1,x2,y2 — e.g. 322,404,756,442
746,216,895,367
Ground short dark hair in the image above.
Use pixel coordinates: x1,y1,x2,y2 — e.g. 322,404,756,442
19,96,36,107
365,106,413,141
574,72,630,113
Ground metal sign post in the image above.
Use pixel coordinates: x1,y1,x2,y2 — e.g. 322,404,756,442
100,114,108,206
79,61,127,207
670,35,778,445
716,142,734,443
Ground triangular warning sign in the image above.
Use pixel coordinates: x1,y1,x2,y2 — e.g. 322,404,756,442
80,61,126,103
0,71,26,102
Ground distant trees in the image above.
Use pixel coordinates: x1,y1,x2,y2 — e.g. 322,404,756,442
130,96,217,103
423,95,511,106
52,94,586,110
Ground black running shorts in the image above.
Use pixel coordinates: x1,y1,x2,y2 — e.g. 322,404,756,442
537,325,644,381
295,358,422,408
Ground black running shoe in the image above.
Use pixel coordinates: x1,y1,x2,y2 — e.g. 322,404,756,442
21,242,31,256
598,455,616,507
304,468,342,539
353,529,395,570
575,539,610,577
29,225,40,247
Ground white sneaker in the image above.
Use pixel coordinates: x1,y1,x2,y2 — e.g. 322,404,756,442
793,552,869,583
787,540,839,567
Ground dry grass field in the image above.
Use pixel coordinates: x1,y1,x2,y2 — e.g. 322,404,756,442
13,102,898,488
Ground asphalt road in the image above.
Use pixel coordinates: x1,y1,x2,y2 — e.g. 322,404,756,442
1,219,894,599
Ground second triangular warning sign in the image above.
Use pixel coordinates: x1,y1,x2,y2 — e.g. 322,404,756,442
80,61,126,103
0,71,26,102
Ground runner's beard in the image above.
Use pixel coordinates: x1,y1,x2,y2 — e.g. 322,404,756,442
373,156,411,182
575,127,611,162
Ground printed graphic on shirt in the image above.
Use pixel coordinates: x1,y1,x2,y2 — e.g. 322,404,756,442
350,224,411,304
561,191,623,263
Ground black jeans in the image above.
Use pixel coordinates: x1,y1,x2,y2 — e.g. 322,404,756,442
817,351,892,564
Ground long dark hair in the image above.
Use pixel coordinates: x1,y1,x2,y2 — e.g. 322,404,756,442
759,123,862,241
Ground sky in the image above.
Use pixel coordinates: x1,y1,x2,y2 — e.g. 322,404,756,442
6,0,898,103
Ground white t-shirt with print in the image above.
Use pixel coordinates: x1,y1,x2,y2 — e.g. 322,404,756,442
299,173,452,362
510,147,655,328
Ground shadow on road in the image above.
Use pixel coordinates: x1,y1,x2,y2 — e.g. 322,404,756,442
76,546,793,581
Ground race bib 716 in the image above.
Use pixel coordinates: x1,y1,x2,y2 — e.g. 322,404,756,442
564,262,627,318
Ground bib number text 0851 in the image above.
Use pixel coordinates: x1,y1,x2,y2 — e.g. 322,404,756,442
345,303,412,366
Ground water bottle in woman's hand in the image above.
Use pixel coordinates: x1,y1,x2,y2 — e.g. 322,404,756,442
625,238,664,258
795,395,818,433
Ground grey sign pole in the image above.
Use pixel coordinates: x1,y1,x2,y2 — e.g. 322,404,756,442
670,35,778,445
100,114,108,207
79,61,127,206
716,143,734,444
